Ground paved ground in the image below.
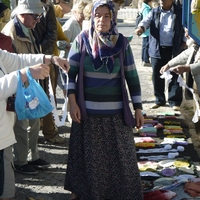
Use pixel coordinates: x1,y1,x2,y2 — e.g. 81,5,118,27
13,22,200,200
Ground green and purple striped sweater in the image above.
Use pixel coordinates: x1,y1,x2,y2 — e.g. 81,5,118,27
67,34,142,118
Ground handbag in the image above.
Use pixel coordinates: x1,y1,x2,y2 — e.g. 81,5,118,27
15,68,53,120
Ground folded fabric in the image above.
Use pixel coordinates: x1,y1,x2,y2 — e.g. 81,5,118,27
144,189,176,200
164,121,181,125
139,132,157,137
138,127,157,133
134,137,155,143
138,161,158,171
135,142,155,148
164,125,182,130
184,181,200,197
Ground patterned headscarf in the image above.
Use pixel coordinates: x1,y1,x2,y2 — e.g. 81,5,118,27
82,0,123,73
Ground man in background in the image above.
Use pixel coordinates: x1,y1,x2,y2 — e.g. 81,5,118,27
2,0,50,175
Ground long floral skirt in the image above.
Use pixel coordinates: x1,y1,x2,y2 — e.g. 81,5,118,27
64,114,143,200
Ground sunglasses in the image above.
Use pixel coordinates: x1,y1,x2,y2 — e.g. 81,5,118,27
30,13,43,20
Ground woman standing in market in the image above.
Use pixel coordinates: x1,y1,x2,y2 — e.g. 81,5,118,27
64,0,144,199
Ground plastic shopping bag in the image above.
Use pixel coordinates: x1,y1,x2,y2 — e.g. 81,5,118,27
15,68,53,120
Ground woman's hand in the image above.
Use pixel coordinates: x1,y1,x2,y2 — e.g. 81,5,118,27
160,64,170,74
45,55,70,73
135,109,144,129
68,94,81,123
20,63,50,83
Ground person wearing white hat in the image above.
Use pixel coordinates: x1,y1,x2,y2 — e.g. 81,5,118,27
2,0,51,176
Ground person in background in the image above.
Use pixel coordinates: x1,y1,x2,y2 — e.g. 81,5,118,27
139,0,153,67
34,0,67,144
53,0,72,18
62,0,87,52
0,2,11,31
57,0,87,98
2,0,52,175
0,50,69,200
82,2,93,30
135,0,185,111
64,1,144,199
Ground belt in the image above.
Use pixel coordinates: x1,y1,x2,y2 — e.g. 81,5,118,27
160,46,172,49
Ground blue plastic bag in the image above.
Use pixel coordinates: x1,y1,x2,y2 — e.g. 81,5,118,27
15,68,53,120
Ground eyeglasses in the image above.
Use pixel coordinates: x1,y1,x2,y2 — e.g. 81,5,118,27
30,13,43,20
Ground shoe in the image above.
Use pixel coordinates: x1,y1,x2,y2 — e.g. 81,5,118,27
151,104,161,109
141,61,151,67
46,134,66,144
14,164,38,175
28,158,50,169
172,106,180,111
144,62,151,67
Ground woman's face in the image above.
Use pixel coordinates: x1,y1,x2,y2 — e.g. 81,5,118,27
94,5,111,33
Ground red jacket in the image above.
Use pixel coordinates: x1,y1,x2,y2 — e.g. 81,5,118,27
0,33,13,52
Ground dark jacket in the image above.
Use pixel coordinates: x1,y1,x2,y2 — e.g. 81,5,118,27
34,3,57,54
149,3,185,58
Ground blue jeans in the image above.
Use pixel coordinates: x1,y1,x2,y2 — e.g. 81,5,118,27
142,36,150,63
151,47,182,106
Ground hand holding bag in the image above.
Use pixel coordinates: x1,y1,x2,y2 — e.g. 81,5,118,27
15,68,53,120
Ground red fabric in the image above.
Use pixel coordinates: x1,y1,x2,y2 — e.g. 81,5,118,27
144,190,176,200
0,33,13,52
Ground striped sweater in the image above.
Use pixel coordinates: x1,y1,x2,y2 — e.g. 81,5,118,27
68,33,142,118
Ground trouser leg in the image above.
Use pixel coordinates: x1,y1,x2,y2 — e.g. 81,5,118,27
13,119,29,166
28,119,40,161
168,71,183,106
151,57,166,105
142,36,150,63
0,146,15,199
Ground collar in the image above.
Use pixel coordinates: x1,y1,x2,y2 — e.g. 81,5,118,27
14,16,27,39
17,18,31,39
161,4,174,13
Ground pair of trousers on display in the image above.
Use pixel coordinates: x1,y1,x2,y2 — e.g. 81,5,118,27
151,47,183,107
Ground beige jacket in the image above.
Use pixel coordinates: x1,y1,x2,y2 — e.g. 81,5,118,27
2,17,41,54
